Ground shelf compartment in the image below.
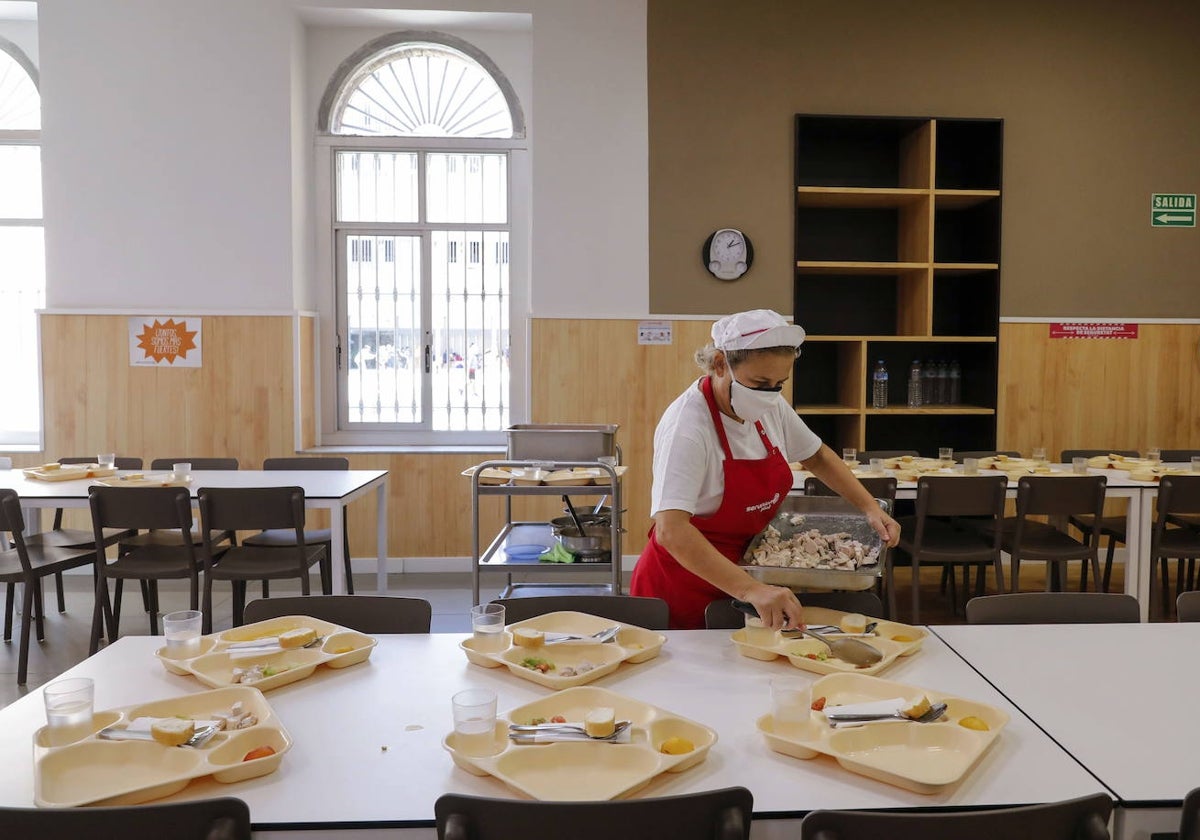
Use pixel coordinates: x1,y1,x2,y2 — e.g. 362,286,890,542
865,413,997,457
796,187,929,208
866,406,995,415
865,340,998,411
933,268,999,337
933,201,1001,264
934,119,1003,190
792,340,864,409
796,261,927,275
796,116,931,189
934,189,1000,210
795,413,864,455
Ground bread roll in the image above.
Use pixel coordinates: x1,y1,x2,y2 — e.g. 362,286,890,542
151,717,196,746
512,628,544,647
278,627,317,649
584,707,616,738
839,613,868,634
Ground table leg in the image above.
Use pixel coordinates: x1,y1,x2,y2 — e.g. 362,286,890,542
376,478,388,594
1120,488,1148,621
329,505,347,595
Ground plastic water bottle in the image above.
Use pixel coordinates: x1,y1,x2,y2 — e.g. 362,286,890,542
923,359,937,404
935,360,949,404
949,360,962,404
907,360,922,407
872,360,889,409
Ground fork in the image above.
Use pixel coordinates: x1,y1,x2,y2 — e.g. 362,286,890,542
508,721,632,742
543,626,621,645
824,702,948,724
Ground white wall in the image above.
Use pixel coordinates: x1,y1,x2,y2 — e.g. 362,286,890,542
35,0,649,318
0,17,38,67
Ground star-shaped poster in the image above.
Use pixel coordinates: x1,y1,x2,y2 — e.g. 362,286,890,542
129,317,203,367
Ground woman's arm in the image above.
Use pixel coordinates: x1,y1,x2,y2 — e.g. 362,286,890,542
654,508,805,630
801,444,901,546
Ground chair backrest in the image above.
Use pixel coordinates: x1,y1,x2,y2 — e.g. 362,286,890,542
799,792,1111,840
262,457,350,471
966,593,1140,624
151,458,239,470
491,595,670,629
1162,449,1200,463
1015,475,1107,518
243,595,431,633
0,796,251,839
435,787,752,840
804,476,897,504
1060,449,1137,461
88,485,194,532
915,474,1007,519
857,449,918,463
705,592,884,629
59,456,144,470
1181,785,1200,840
198,486,305,534
0,490,32,569
1178,591,1200,623
1158,475,1200,517
954,450,1020,461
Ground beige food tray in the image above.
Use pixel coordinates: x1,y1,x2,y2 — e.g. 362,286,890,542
1087,454,1159,470
462,465,628,486
757,672,1008,794
155,615,377,691
443,685,716,800
23,464,119,482
878,456,943,471
33,685,291,808
459,611,666,689
96,473,191,488
730,607,925,677
1128,467,1192,482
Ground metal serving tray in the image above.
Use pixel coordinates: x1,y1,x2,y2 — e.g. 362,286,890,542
505,424,618,461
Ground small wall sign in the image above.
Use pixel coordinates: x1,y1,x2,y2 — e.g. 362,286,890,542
1049,322,1139,340
1151,193,1196,227
129,317,202,366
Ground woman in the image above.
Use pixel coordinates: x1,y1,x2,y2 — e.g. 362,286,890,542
630,309,900,630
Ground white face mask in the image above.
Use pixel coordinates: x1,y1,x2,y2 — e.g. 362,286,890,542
730,378,783,423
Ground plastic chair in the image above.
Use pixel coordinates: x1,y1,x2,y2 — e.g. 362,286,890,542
1151,475,1200,616
122,457,240,552
490,595,670,629
1180,785,1200,840
703,592,883,630
1162,449,1200,463
966,592,1140,624
242,457,353,594
435,787,752,840
0,490,96,684
23,456,143,613
87,486,203,653
1178,591,1200,622
1062,450,1139,592
243,595,431,634
799,791,1112,840
150,457,240,471
198,486,327,629
894,475,1007,622
0,795,251,839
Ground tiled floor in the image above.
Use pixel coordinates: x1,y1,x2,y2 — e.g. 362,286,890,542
1,557,1151,709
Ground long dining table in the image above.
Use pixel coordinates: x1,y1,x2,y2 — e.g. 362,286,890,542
0,629,1111,838
0,468,390,595
793,464,1168,620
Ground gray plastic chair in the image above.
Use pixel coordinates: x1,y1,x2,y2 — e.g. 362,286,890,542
1152,475,1200,615
435,787,752,840
243,595,431,634
1062,450,1139,593
490,595,669,629
1181,785,1200,840
800,792,1111,840
1178,591,1200,622
0,796,251,839
966,592,1140,624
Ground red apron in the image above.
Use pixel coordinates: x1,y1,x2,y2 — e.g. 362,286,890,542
631,376,794,629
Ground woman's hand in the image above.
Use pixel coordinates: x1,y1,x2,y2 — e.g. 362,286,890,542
743,582,806,631
867,508,901,547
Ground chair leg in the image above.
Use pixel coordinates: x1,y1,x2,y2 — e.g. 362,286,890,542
1161,558,1172,618
344,524,355,595
147,580,160,636
55,571,66,613
993,555,1006,595
1101,538,1118,593
1010,555,1022,592
232,581,246,627
17,578,34,685
261,580,270,599
140,579,151,613
89,576,109,655
939,565,950,595
1079,552,1089,591
911,560,921,624
32,579,46,642
202,576,214,635
4,581,13,642
1087,552,1103,595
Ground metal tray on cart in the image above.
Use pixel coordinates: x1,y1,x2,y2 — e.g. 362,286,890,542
739,496,889,591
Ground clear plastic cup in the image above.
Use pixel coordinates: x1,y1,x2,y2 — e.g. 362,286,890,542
452,688,498,756
869,458,883,472
770,676,810,734
842,448,858,466
172,462,192,481
43,677,94,746
743,614,776,647
162,609,203,658
963,458,979,476
97,453,116,469
1073,457,1088,475
1192,456,1200,473
1146,448,1161,464
471,603,507,652
939,447,954,465
1032,447,1047,464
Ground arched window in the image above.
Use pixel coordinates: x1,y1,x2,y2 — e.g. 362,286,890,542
318,32,524,442
0,37,44,445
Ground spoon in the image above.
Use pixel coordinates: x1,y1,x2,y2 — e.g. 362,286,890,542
782,622,877,639
544,625,621,644
97,722,220,748
802,628,883,667
508,720,632,740
824,702,948,724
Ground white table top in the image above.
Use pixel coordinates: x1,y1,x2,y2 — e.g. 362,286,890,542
0,630,1108,829
934,623,1200,806
791,465,1161,492
0,469,388,504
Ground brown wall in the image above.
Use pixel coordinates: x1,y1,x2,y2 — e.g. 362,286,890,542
648,0,1200,317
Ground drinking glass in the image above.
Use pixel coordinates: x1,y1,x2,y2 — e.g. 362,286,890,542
162,609,203,658
1073,457,1088,475
97,453,116,469
172,462,192,481
1031,447,1047,464
471,603,507,652
43,677,94,746
842,448,858,466
963,457,979,476
770,676,810,735
1192,456,1200,473
869,458,883,472
1146,448,1161,464
452,688,498,756
938,447,954,466
743,614,776,647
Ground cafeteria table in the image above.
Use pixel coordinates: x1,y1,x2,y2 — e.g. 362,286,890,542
793,465,1161,620
935,622,1200,840
0,630,1109,838
0,469,389,595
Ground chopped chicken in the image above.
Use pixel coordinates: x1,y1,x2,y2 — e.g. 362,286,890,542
749,527,880,570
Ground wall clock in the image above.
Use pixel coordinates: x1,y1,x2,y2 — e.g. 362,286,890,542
702,228,753,281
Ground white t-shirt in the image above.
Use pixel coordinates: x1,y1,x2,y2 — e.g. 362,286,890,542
650,379,822,518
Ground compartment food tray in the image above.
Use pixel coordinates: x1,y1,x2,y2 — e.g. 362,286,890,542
155,615,377,691
740,495,886,590
96,473,191,488
731,607,925,676
23,464,119,482
757,672,1008,794
462,464,627,486
443,685,715,800
33,685,291,807
459,611,666,689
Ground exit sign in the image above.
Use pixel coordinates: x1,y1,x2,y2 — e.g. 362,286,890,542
1151,193,1196,227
